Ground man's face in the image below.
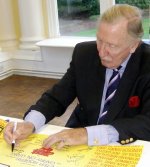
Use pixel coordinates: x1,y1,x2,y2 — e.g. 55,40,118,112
96,20,136,69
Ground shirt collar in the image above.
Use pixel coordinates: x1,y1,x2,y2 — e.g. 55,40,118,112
120,54,131,71
107,54,132,71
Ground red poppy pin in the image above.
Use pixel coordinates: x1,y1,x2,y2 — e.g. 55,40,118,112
129,96,140,108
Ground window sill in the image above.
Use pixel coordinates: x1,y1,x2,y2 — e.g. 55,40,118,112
36,36,96,48
143,39,150,45
36,36,149,48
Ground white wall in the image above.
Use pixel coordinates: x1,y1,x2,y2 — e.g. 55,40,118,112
0,46,73,80
0,37,96,80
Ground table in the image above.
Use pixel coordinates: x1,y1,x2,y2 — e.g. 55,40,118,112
0,115,150,167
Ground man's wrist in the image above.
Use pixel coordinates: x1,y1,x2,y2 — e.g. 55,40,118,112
85,125,119,146
24,110,46,131
26,121,35,133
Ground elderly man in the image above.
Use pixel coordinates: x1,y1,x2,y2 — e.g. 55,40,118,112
4,4,150,149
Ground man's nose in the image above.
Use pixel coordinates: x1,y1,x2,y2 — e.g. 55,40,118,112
98,43,108,56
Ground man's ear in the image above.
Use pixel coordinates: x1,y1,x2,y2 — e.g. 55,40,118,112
129,40,140,54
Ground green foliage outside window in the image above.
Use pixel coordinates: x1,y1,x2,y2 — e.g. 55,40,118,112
116,0,149,9
57,0,149,17
58,0,149,39
57,0,99,18
82,0,99,15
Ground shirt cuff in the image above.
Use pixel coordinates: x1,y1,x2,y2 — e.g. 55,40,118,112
85,125,119,146
24,110,46,131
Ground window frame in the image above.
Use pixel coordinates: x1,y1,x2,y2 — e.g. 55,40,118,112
45,0,149,41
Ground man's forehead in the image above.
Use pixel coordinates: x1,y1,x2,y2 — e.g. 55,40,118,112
97,21,130,45
99,18,128,29
98,19,129,38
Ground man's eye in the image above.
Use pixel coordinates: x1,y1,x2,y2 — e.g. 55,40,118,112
109,44,116,48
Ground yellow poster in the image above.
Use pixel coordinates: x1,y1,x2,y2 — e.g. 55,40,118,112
0,120,143,167
0,119,7,137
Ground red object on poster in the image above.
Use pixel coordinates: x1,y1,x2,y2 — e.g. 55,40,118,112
32,147,54,156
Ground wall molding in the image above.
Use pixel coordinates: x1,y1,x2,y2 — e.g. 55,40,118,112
0,68,63,80
0,69,13,80
13,69,63,79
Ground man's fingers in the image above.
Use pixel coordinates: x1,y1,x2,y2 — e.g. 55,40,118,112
3,132,12,144
57,139,66,149
3,121,35,145
43,128,88,149
43,134,62,148
43,136,67,150
3,122,14,144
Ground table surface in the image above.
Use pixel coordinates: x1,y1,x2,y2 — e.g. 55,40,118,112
0,115,150,167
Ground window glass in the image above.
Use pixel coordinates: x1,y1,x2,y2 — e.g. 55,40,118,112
57,0,149,39
57,0,100,37
115,0,150,39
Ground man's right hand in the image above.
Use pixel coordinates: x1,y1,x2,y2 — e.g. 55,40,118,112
3,121,35,145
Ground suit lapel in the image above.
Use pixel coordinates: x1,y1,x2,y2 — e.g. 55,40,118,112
104,45,142,123
85,52,106,125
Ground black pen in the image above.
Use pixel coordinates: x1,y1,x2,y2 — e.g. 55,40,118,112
12,122,17,152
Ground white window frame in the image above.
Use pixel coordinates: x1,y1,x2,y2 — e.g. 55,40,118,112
46,0,115,38
41,0,148,47
46,0,60,38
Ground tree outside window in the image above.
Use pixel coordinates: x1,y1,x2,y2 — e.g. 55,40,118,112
57,0,100,37
57,0,149,39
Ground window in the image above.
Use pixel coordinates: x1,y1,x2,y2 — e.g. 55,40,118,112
53,0,149,39
57,0,100,37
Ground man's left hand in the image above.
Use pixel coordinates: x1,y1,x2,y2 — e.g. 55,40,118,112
43,128,88,149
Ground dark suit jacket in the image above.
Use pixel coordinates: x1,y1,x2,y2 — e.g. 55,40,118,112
25,41,150,144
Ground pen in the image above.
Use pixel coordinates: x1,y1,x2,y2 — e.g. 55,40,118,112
12,122,17,152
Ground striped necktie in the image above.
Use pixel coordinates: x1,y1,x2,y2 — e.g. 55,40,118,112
97,66,121,124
